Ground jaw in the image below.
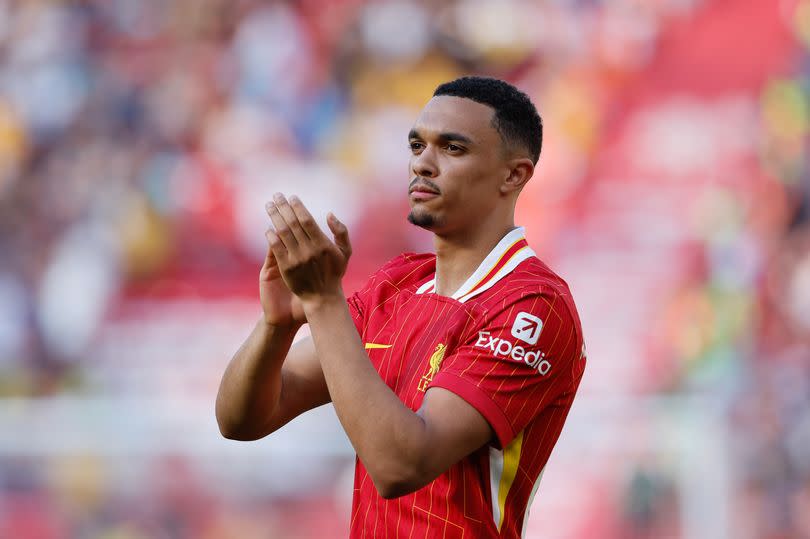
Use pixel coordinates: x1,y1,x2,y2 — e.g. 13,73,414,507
407,205,442,230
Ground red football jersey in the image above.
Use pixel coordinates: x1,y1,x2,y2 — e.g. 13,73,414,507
347,227,586,538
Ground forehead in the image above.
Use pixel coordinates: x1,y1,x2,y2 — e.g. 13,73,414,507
411,96,498,142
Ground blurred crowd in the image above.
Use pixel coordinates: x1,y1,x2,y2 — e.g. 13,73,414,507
0,0,808,537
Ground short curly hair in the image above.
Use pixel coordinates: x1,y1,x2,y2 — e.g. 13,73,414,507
433,76,543,164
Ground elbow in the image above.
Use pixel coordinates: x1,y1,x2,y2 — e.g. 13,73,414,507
214,404,241,440
371,462,432,500
215,407,267,441
215,413,243,440
367,430,438,499
376,480,417,500
217,422,251,441
217,420,267,441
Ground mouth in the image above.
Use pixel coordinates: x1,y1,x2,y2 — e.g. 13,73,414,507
408,182,440,202
409,190,439,202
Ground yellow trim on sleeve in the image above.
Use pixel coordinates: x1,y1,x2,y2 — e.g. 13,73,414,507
497,430,524,531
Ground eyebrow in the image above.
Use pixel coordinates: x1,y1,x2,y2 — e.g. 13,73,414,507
408,128,474,145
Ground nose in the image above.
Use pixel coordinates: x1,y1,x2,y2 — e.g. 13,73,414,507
411,144,438,178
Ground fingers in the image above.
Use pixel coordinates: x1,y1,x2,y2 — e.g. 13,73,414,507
260,244,282,281
289,196,328,242
266,193,348,260
327,212,352,259
262,230,279,266
264,227,287,261
265,193,308,248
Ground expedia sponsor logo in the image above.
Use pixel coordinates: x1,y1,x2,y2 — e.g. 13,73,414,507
475,331,551,375
511,311,543,345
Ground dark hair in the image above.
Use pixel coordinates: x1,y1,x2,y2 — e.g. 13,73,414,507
433,76,543,164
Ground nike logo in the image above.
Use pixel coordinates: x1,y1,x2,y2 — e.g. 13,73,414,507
364,343,393,349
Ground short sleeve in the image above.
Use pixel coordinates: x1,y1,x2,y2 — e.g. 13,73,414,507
429,292,583,448
347,291,366,335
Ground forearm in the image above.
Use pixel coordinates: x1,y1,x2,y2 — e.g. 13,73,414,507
215,317,300,440
304,294,431,497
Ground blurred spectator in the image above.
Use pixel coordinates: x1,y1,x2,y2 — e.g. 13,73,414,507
0,0,807,537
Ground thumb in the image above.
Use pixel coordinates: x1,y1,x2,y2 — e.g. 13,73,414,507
327,213,352,258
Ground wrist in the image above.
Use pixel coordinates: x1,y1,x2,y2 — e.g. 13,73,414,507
300,290,346,313
260,317,303,334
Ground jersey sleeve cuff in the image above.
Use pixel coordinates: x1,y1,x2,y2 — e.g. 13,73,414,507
346,294,364,334
429,372,514,449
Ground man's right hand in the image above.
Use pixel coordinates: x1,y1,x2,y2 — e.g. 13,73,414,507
260,233,306,328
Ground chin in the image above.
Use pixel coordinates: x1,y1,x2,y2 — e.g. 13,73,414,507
407,209,440,230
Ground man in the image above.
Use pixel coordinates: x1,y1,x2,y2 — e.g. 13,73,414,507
216,76,586,538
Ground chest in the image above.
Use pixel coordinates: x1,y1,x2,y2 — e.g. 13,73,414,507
360,291,475,409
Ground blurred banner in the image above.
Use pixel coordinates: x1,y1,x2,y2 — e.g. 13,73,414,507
0,1,808,538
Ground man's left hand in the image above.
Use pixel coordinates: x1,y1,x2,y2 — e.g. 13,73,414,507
265,193,352,304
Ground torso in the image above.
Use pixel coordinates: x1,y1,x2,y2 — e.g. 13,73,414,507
347,228,585,538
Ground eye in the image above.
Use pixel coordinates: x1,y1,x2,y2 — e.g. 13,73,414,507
446,144,464,153
409,141,424,153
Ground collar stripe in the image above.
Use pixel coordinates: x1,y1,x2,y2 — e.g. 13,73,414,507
462,238,528,298
457,246,535,303
414,227,535,300
415,278,435,294
449,227,529,300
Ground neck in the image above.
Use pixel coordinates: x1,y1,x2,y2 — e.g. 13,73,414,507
432,217,517,297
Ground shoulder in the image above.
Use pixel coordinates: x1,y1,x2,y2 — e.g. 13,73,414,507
472,255,582,337
459,256,585,375
483,255,575,307
369,252,436,287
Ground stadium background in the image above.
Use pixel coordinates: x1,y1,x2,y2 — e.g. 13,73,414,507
0,0,807,537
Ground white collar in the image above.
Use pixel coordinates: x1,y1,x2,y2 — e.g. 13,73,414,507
415,227,536,303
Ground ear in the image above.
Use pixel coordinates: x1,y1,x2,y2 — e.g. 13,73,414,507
499,158,534,195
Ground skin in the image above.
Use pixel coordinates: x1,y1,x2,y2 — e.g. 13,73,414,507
215,95,535,498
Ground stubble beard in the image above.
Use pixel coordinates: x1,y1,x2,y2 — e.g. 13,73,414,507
407,208,441,230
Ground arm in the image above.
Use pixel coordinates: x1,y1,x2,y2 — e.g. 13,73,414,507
265,194,493,498
305,297,493,498
215,205,330,441
215,324,329,440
